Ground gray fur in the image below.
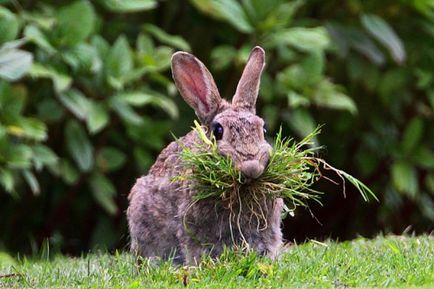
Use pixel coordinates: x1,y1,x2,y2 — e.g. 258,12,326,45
127,46,283,264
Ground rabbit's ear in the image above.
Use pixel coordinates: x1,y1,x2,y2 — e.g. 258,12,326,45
232,46,265,113
171,52,222,123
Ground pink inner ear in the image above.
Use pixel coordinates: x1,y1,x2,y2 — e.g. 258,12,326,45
177,58,210,113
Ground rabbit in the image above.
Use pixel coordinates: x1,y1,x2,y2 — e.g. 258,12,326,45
127,46,283,264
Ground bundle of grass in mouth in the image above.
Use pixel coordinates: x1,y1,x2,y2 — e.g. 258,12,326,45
176,121,376,221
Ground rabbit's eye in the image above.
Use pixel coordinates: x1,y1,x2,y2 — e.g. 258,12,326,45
212,122,224,140
263,123,268,135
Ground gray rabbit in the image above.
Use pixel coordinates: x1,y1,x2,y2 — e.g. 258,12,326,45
127,46,283,264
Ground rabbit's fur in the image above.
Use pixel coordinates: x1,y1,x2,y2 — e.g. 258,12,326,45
127,46,283,264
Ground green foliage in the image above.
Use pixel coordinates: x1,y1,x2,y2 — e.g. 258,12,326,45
0,0,433,254
361,14,405,63
53,0,96,47
0,236,433,288
0,7,19,44
0,0,181,252
0,40,33,81
101,0,157,13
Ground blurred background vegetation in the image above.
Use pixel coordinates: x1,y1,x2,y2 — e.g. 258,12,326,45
0,0,433,255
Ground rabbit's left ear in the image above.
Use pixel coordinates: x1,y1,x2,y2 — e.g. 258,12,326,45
232,46,265,113
171,51,222,124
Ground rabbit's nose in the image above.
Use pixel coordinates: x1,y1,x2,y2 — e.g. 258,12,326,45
239,160,264,179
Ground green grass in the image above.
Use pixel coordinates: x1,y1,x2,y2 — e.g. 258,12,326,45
177,123,376,223
1,236,433,288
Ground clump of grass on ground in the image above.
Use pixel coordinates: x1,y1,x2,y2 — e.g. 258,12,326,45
1,236,433,288
176,121,377,221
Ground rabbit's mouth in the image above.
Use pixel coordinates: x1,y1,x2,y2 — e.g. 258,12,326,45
238,160,265,180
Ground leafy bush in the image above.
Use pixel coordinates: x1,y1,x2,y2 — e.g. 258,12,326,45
0,0,183,253
0,0,433,254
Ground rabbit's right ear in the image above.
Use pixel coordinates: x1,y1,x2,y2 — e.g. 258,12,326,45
232,46,265,113
171,52,222,123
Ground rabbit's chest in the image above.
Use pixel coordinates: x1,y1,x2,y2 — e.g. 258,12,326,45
181,197,279,245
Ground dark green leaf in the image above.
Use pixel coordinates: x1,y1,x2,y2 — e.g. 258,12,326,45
150,94,178,119
0,81,26,115
89,173,117,215
20,11,55,30
115,91,178,118
58,89,91,121
97,147,126,172
144,24,191,51
0,168,14,193
22,170,40,195
402,117,424,154
18,117,48,141
192,0,253,33
110,97,143,125
347,28,385,65
257,1,303,30
24,25,56,54
241,0,281,22
287,91,310,108
53,0,96,46
55,159,79,185
32,145,58,170
135,46,173,75
313,80,357,114
62,44,102,73
378,69,409,105
391,161,418,199
91,35,110,60
136,33,154,54
133,147,153,171
190,0,222,16
65,120,94,172
105,36,133,89
36,99,65,123
270,27,330,52
361,14,406,63
211,46,237,70
301,51,324,84
100,0,157,12
87,103,109,134
152,47,173,70
0,45,33,81
7,145,33,169
0,7,19,44
277,65,308,90
413,147,434,169
325,22,350,57
285,109,317,142
116,91,154,106
30,63,72,93
217,0,253,32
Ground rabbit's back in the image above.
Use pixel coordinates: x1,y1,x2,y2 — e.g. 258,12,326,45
127,175,181,261
127,130,199,262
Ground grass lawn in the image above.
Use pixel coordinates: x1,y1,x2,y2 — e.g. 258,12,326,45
0,235,433,288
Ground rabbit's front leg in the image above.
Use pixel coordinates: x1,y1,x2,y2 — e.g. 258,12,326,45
248,198,284,259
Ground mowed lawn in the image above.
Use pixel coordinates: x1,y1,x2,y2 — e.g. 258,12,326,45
0,236,433,288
